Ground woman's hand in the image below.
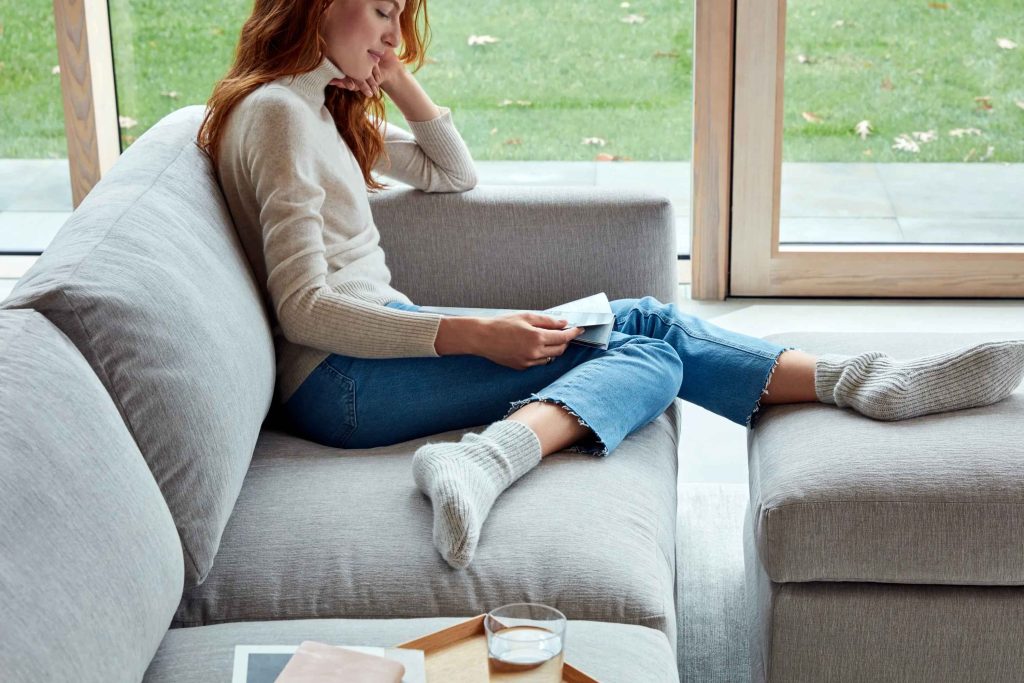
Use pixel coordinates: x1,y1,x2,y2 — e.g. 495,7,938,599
435,313,585,370
328,48,404,98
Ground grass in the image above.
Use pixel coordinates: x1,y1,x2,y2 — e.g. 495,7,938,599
1,0,1021,161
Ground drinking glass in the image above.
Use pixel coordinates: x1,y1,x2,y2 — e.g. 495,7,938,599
485,603,566,680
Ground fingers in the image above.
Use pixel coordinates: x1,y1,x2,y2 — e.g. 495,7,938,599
527,314,568,329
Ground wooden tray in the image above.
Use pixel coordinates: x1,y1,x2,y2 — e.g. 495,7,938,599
396,615,599,682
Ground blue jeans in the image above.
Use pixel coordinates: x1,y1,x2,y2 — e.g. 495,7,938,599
280,296,790,456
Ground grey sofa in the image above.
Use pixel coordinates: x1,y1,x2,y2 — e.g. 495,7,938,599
746,332,1024,682
0,106,683,681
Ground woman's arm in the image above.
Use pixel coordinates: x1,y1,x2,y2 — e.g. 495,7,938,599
382,70,440,122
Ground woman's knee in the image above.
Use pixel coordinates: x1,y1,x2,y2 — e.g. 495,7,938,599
620,337,683,390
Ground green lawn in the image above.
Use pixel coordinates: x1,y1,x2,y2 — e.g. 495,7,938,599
2,0,1021,161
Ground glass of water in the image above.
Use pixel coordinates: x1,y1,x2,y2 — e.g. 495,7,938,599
485,603,567,679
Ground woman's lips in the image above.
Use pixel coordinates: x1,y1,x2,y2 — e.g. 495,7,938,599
368,51,381,63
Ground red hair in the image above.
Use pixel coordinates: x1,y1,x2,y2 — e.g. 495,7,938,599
197,0,430,191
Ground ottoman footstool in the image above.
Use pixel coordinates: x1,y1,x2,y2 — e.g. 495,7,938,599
746,332,1024,683
143,617,680,682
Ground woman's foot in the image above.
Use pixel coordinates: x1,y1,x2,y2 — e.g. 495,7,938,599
412,420,541,568
815,340,1024,421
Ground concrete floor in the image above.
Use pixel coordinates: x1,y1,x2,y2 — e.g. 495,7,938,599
2,160,1023,255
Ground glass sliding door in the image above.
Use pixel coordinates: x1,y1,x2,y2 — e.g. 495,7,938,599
730,0,1024,297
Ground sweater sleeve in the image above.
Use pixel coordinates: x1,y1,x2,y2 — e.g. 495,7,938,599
375,106,478,192
239,91,443,359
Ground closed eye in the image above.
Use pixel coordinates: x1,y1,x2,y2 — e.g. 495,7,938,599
376,10,389,19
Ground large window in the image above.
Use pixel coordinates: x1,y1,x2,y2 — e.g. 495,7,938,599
730,0,1024,297
0,0,73,255
106,0,695,258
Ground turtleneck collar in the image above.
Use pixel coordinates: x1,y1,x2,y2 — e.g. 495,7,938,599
283,56,347,104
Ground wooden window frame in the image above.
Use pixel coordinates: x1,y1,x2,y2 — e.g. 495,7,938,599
728,0,1024,298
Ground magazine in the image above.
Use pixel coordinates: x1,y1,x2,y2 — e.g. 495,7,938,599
231,644,426,683
419,292,615,350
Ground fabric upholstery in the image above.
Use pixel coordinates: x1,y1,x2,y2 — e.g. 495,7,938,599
371,184,679,309
744,511,1024,683
749,332,1024,585
0,310,183,683
145,617,679,683
176,401,681,646
1,110,277,587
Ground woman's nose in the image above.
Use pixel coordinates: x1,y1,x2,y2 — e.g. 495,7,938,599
382,28,398,48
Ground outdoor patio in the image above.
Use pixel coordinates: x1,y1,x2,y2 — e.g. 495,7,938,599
1,160,1022,258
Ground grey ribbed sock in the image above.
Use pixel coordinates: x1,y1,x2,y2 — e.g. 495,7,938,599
412,420,542,569
815,340,1024,421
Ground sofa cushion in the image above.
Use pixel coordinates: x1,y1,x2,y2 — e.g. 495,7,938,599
145,617,679,683
1,107,276,587
175,402,681,645
750,331,1024,585
0,310,183,683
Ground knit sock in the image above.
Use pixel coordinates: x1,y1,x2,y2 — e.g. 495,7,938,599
412,420,542,569
814,340,1024,421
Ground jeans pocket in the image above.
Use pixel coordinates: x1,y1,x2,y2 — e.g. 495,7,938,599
282,359,358,447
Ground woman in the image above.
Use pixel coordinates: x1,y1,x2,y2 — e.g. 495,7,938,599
199,0,1024,569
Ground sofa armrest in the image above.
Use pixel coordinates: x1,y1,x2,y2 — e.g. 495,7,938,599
369,185,678,309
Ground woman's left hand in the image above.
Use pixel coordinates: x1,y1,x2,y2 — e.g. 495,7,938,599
329,48,405,98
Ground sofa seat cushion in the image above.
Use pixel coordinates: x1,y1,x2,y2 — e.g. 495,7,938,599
0,311,183,683
145,617,679,683
175,402,680,644
1,106,277,587
750,332,1024,585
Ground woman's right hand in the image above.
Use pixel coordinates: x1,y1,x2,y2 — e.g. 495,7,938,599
477,313,586,370
435,313,585,370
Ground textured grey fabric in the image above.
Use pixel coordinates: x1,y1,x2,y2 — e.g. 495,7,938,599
0,310,183,683
745,521,1024,683
145,617,679,683
1,110,277,587
750,332,1024,585
369,184,679,310
678,483,750,683
176,401,681,647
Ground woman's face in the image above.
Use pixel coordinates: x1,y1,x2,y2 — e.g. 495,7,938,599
321,0,405,79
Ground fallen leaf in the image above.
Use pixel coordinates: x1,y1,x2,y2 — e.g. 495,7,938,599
832,19,845,28
996,38,1017,50
51,65,60,75
911,130,938,143
653,50,679,59
854,120,872,140
963,147,977,162
595,153,633,161
497,99,532,107
489,127,498,135
1016,100,1024,110
796,53,812,64
621,14,646,24
892,134,920,153
928,2,949,9
582,137,607,147
881,77,894,91
979,145,995,162
801,111,824,123
949,127,982,137
974,96,993,111
468,35,500,46
118,115,138,130
503,138,522,146
160,90,180,99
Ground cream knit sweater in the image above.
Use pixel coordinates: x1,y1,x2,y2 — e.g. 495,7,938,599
216,57,477,405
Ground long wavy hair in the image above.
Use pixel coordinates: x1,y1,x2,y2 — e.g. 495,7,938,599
197,0,430,191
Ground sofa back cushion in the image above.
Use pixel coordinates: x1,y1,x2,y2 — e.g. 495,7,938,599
0,310,183,682
1,106,276,586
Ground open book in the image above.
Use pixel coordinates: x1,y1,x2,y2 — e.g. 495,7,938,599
419,292,615,350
